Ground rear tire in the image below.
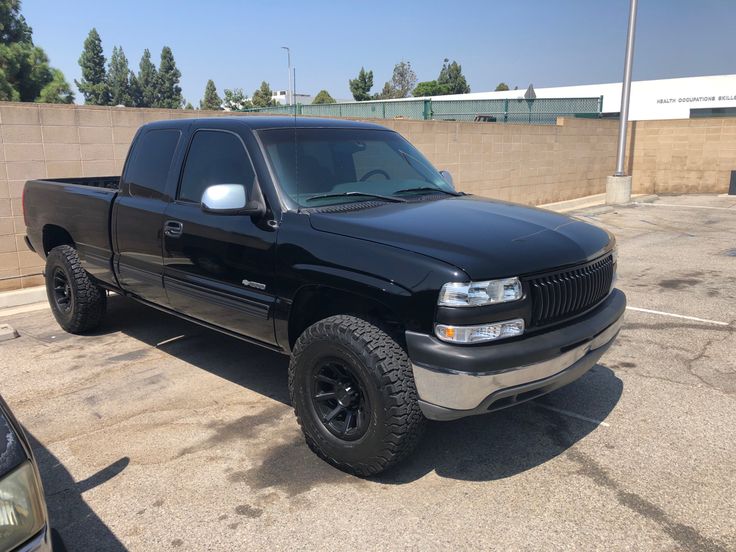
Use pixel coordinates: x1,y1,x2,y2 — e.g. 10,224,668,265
289,315,426,476
45,245,106,334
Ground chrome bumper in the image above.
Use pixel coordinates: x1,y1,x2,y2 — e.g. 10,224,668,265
411,314,623,419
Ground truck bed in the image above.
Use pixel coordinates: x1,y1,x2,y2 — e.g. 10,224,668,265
23,177,120,287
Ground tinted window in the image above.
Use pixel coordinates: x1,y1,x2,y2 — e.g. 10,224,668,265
125,129,181,198
178,131,255,203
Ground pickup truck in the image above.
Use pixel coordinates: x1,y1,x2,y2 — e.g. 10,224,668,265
23,117,625,476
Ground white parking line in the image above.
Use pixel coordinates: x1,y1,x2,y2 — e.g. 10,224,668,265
156,334,186,347
626,306,730,326
535,403,610,427
633,202,735,211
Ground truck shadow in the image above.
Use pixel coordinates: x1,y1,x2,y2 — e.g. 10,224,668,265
26,432,129,552
95,295,622,484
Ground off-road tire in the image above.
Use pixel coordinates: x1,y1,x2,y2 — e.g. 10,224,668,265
289,315,426,476
45,245,106,334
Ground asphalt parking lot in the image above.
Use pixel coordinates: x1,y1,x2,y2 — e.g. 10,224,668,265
1,193,734,551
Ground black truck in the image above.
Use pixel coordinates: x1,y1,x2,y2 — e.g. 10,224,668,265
23,117,625,475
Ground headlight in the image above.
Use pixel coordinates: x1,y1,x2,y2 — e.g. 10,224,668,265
0,462,45,551
438,277,522,307
435,319,525,344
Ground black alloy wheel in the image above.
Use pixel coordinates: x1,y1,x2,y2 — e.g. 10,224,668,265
311,359,371,441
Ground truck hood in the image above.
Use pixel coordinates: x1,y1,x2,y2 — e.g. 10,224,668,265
308,196,613,279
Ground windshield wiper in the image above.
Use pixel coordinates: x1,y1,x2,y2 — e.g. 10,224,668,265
305,191,407,203
394,186,461,196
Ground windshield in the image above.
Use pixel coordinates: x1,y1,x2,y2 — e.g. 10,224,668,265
259,128,455,207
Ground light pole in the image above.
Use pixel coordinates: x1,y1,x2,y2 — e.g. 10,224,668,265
281,46,292,106
607,0,638,204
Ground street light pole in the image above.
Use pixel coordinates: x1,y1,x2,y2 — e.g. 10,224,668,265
615,0,638,176
281,46,292,105
607,0,638,204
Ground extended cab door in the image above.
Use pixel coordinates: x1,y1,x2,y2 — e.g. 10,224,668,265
113,127,182,304
162,126,278,345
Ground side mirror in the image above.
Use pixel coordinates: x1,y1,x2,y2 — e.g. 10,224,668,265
201,184,265,217
439,170,454,189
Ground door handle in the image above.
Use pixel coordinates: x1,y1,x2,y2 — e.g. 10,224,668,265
164,220,184,238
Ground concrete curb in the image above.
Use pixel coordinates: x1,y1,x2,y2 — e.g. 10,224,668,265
0,285,47,309
540,193,658,213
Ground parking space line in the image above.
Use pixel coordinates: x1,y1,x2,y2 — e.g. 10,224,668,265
156,334,186,347
626,306,730,326
633,202,736,211
535,403,610,427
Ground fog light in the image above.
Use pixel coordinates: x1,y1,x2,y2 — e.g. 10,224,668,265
435,319,525,344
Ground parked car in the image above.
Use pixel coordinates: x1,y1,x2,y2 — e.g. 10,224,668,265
22,117,625,475
0,395,52,551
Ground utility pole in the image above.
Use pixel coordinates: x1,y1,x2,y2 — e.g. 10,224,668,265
281,46,292,105
607,0,638,204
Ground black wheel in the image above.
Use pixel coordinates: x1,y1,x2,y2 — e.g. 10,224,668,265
289,315,426,476
45,245,107,334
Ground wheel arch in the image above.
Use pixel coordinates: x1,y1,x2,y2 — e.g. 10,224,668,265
42,224,75,255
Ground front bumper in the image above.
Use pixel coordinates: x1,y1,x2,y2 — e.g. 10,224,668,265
406,289,626,420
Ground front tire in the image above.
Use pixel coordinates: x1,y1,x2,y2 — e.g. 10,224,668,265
289,315,426,476
45,245,107,334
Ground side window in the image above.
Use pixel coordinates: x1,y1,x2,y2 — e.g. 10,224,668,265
125,129,181,199
178,131,256,203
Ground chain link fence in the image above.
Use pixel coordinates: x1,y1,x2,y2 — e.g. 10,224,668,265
242,96,602,125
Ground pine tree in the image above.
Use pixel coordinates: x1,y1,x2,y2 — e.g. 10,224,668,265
75,28,110,105
312,90,336,104
199,79,222,110
108,46,133,106
437,58,470,94
136,49,157,107
156,46,182,109
349,67,373,101
36,68,74,104
251,81,275,107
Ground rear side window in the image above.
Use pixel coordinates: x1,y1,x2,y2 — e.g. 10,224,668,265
178,130,256,203
125,129,181,198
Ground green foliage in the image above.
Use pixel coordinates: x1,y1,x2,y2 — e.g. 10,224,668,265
251,81,275,108
136,48,157,107
156,46,182,108
223,88,252,111
495,82,509,91
437,58,470,94
0,0,73,103
412,80,451,97
312,89,336,104
108,46,133,106
76,28,110,105
184,101,194,110
200,79,222,110
349,67,373,101
36,68,73,103
376,61,416,99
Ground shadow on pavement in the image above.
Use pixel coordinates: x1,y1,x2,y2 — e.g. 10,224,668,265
93,295,622,484
26,432,129,552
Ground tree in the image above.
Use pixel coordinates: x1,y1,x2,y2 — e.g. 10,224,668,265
437,58,470,94
348,67,373,101
184,101,194,110
136,48,157,107
312,89,336,104
76,28,110,105
200,79,222,110
377,61,416,99
107,46,133,106
251,81,275,108
495,82,509,91
156,46,182,108
412,80,451,97
0,0,73,102
36,68,74,103
223,88,252,111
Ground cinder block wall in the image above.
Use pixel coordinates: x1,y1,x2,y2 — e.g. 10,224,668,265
2,100,730,292
627,118,736,194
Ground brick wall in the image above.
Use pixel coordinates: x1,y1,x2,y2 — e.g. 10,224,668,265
627,118,736,194
1,100,731,292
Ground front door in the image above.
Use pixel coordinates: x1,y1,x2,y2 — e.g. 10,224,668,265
162,128,278,345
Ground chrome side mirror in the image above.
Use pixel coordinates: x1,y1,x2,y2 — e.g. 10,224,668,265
201,184,264,217
439,170,454,188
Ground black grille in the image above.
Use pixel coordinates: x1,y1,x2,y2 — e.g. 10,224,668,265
527,254,614,326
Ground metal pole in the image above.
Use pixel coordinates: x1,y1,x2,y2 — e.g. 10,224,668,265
281,46,292,105
614,0,638,176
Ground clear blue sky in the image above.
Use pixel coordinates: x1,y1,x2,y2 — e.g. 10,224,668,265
22,0,736,104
